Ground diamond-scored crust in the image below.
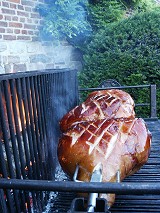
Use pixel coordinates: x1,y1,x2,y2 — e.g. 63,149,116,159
57,89,151,207
58,118,151,181
60,89,135,132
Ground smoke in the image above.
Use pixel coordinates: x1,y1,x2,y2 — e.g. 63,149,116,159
37,0,92,45
46,70,78,179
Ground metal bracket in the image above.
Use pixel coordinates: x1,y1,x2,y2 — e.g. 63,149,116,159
72,165,120,212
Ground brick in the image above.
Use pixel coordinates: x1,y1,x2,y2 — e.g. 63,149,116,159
10,3,17,9
12,16,18,21
13,64,26,72
0,21,8,27
30,13,40,19
21,0,35,7
24,24,36,30
9,22,23,28
6,0,20,3
17,11,29,17
30,54,51,63
0,28,5,33
8,56,20,63
17,35,31,40
3,35,16,40
14,29,20,34
28,30,34,35
32,36,39,41
5,16,11,21
4,64,12,74
27,18,32,23
7,28,13,33
2,2,9,7
19,17,25,23
0,15,3,20
21,29,27,34
17,5,24,10
34,20,39,24
2,8,16,15
25,7,31,12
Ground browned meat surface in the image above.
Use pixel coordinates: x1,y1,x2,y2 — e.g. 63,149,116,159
60,89,135,132
57,89,151,207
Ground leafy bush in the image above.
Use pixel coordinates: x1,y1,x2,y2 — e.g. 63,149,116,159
122,0,156,11
88,0,125,31
79,8,160,117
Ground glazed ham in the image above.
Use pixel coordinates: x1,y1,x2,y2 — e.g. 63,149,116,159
58,89,151,206
60,89,135,132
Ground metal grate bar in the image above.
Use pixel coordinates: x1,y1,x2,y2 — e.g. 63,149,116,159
33,76,45,178
29,76,41,179
16,78,32,180
37,75,49,180
26,77,40,180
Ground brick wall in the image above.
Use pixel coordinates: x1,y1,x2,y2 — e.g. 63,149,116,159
0,0,82,73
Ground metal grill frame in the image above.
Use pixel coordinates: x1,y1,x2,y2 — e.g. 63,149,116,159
0,69,159,213
0,69,78,212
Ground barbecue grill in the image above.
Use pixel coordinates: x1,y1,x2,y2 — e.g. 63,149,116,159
0,69,159,213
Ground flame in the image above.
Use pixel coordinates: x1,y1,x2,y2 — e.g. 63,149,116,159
0,82,38,140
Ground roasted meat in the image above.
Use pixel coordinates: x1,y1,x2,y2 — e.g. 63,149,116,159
60,89,135,132
57,89,151,206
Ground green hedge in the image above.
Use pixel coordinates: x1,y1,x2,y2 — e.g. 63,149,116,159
79,8,160,118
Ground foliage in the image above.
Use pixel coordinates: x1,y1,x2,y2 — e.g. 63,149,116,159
37,0,92,45
87,0,125,31
79,8,160,117
122,0,156,11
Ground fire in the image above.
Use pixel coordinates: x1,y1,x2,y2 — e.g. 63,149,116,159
0,81,38,140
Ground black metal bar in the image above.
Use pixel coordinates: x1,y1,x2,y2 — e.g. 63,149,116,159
29,76,44,211
79,85,151,91
21,77,38,209
0,179,160,195
37,75,48,180
0,69,73,81
33,76,46,213
10,80,26,178
0,189,8,212
33,76,44,178
150,84,157,118
29,76,41,179
0,82,23,211
43,74,53,180
135,103,150,107
16,79,32,212
16,78,32,180
9,80,29,213
3,81,21,179
3,80,24,213
25,77,40,180
0,84,15,179
0,139,15,213
21,77,35,178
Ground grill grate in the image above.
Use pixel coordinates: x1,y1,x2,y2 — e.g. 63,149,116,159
0,69,78,213
0,70,159,212
48,120,160,213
